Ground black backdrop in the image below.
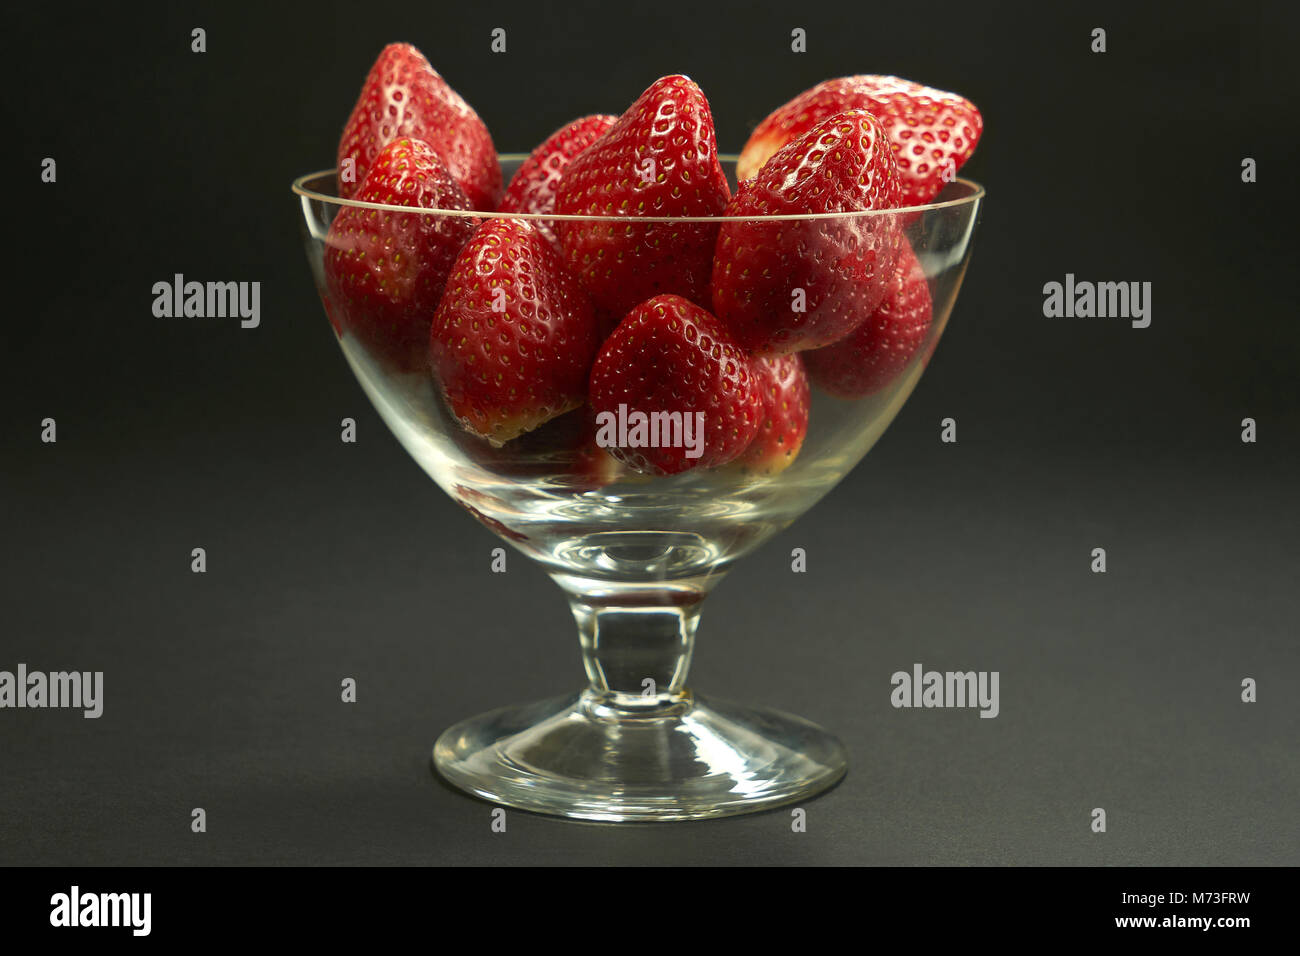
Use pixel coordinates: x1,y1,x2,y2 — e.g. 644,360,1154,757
2,0,1297,866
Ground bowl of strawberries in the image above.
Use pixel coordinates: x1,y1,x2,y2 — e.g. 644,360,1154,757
293,42,984,821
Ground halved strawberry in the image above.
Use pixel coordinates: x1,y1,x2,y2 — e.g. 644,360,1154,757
733,355,810,476
803,241,933,398
737,75,983,207
555,75,731,317
589,294,762,475
430,218,602,444
712,109,903,357
498,114,617,245
337,43,502,210
324,137,476,372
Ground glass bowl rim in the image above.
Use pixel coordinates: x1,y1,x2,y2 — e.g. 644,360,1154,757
292,153,985,223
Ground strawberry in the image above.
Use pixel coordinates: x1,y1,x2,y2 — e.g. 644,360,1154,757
498,114,617,244
324,137,476,372
711,109,903,357
733,355,810,475
337,42,502,210
803,241,933,398
555,75,731,317
430,218,602,444
737,75,983,207
589,294,762,475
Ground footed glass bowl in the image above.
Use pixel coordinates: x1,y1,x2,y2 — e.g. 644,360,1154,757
293,156,983,821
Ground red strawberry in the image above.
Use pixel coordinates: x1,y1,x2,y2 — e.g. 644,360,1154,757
738,75,983,206
498,114,617,244
555,75,731,317
733,355,810,475
324,137,476,372
803,241,933,398
337,43,502,210
430,218,601,443
589,294,762,475
712,110,903,357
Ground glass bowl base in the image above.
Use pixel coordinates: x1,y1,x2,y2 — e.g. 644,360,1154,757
432,690,847,822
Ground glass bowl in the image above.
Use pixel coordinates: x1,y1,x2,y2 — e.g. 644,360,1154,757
292,155,983,821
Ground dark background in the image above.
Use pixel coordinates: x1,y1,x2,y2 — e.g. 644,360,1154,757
2,0,1297,865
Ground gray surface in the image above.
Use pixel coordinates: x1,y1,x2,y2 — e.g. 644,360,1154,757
3,394,1296,865
2,0,1297,865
